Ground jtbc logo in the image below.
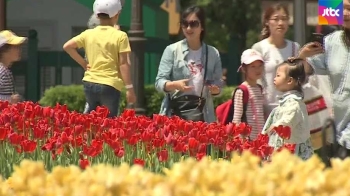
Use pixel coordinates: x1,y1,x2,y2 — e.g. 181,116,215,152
322,8,340,17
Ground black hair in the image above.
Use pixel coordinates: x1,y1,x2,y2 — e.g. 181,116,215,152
181,5,206,42
278,58,306,93
97,13,111,20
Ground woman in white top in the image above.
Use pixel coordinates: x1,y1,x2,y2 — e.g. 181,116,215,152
251,3,300,115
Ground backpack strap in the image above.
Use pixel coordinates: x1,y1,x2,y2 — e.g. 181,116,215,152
239,84,250,104
291,41,296,57
231,84,250,123
257,84,263,93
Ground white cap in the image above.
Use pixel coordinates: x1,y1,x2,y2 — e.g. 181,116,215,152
93,0,122,18
237,49,264,72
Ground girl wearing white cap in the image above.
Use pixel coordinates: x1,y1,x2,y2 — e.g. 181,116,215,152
233,49,265,140
0,30,26,103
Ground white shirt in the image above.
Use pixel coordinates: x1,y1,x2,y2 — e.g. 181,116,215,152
252,39,300,113
186,48,204,96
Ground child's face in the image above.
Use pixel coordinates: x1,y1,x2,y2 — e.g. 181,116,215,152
244,60,264,81
3,45,22,63
274,64,296,92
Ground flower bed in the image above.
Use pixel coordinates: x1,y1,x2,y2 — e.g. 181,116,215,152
0,101,292,178
1,150,350,195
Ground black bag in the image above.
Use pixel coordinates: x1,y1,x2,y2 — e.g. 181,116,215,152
321,118,349,167
168,45,208,121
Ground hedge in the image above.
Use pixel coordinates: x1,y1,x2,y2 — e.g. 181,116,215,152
39,85,235,116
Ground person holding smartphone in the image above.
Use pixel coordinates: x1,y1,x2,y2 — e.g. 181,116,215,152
299,0,350,157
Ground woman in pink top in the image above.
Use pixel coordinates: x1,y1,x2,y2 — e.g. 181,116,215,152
232,49,265,140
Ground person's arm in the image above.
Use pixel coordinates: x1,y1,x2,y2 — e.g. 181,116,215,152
232,89,244,123
119,52,132,86
118,33,132,86
63,31,88,70
302,54,327,75
298,42,327,75
155,46,177,93
211,48,223,97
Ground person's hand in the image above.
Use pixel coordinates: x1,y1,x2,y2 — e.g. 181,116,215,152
126,89,136,104
208,85,220,95
173,79,193,92
298,42,324,59
82,63,90,71
10,94,21,104
84,64,91,71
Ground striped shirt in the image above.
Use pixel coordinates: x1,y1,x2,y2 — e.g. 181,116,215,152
232,85,265,140
0,63,14,101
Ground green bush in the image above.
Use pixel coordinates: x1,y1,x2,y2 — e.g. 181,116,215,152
39,85,236,116
39,85,86,112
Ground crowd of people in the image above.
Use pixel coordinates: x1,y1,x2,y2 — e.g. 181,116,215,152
0,0,350,159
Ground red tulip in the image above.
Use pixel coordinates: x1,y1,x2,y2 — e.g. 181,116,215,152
21,140,37,153
0,127,8,140
0,100,297,172
79,158,89,169
133,158,145,167
273,125,291,140
157,150,168,162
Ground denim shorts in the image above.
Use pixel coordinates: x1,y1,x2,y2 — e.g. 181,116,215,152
83,81,121,117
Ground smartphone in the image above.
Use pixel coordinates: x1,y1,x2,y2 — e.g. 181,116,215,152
311,33,324,46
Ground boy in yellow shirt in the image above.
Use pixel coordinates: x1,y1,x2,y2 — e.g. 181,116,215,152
63,0,136,117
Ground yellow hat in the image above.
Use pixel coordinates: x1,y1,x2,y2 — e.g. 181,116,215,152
0,30,27,48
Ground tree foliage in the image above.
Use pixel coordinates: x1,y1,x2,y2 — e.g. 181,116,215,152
180,0,262,52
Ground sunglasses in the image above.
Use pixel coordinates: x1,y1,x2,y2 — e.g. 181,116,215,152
181,20,200,28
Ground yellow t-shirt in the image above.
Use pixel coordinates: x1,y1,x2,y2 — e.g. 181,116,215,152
73,26,131,91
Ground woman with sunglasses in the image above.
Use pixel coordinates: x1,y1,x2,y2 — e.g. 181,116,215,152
155,5,223,123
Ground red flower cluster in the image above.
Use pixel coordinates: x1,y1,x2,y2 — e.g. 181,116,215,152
0,101,294,173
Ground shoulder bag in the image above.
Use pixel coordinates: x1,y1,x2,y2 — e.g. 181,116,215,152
168,45,208,121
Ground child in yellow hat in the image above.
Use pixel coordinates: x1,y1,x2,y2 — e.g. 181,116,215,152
0,30,26,103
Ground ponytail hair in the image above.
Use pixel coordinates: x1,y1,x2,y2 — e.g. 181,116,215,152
260,25,270,40
279,58,306,94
